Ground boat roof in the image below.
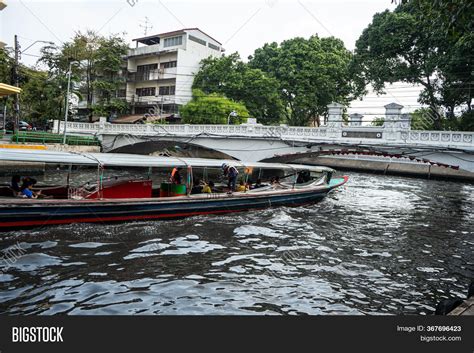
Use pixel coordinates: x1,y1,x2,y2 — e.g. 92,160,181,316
0,149,334,173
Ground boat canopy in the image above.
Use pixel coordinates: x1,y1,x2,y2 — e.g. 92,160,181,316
0,148,334,173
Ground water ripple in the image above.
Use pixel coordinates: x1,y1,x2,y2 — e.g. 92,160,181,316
0,172,473,315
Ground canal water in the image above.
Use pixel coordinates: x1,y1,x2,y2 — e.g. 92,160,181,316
0,172,472,315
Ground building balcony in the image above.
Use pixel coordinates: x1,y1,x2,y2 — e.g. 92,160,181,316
129,95,177,106
126,68,177,82
128,44,161,57
127,44,179,58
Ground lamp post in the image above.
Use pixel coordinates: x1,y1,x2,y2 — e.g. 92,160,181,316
21,40,55,54
227,110,237,125
62,61,75,144
12,37,55,133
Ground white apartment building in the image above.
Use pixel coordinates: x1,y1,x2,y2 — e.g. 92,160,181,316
124,28,223,116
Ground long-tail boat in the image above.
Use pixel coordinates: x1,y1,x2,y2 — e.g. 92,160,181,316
0,149,348,231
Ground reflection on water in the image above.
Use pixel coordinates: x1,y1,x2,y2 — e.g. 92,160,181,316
0,172,472,315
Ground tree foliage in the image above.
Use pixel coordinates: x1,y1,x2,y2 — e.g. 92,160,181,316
354,0,473,130
392,0,472,36
39,31,129,122
18,69,66,127
180,90,249,125
249,36,358,126
193,53,284,125
0,47,68,127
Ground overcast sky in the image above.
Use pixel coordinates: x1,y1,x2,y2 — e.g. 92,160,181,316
1,0,423,118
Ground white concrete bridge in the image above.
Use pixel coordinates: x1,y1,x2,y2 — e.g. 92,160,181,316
55,103,474,173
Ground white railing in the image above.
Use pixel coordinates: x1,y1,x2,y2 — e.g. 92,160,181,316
55,102,474,150
57,120,474,149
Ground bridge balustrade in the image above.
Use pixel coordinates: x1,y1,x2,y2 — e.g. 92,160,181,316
54,102,474,149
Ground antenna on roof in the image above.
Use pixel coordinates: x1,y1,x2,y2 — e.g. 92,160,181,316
139,17,153,36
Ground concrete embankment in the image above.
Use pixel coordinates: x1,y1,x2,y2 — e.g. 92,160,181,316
291,156,474,182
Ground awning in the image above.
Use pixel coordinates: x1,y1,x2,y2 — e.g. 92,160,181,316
112,115,146,124
0,83,21,97
0,148,335,173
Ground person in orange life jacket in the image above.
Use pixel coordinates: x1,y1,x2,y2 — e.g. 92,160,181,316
170,167,183,184
222,163,239,192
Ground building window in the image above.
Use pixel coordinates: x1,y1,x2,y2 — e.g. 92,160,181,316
159,85,176,96
188,35,206,46
117,89,126,98
137,64,158,81
162,61,177,69
136,87,156,97
208,43,220,51
163,36,183,47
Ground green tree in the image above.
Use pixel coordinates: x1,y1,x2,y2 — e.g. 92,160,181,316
19,69,65,127
354,1,473,130
409,107,474,131
0,48,15,120
193,53,284,125
180,89,249,124
40,31,129,122
392,0,472,36
370,117,385,127
409,108,437,130
249,36,358,126
0,46,71,127
250,37,358,126
0,48,13,84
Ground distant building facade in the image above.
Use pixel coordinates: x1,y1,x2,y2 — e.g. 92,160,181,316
123,28,223,117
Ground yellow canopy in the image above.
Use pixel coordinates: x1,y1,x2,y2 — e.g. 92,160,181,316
0,83,21,97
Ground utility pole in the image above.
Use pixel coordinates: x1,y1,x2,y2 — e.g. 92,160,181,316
13,35,20,134
2,99,7,135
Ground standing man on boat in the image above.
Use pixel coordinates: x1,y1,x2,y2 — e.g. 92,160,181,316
222,163,239,193
170,167,183,184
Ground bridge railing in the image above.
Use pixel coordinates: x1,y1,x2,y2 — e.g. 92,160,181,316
54,103,474,149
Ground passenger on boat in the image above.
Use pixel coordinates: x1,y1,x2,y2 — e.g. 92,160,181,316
271,176,283,189
10,175,21,195
170,167,183,184
236,180,248,192
272,176,281,185
222,163,239,192
297,171,311,184
252,179,264,189
191,179,203,194
202,181,215,194
20,178,41,199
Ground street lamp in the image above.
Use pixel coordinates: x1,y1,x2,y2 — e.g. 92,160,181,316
21,40,55,54
12,37,55,133
228,110,238,125
62,61,78,144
